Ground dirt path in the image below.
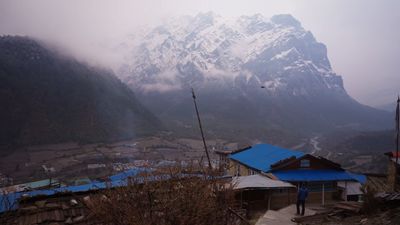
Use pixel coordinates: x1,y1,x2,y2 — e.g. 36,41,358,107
255,204,316,225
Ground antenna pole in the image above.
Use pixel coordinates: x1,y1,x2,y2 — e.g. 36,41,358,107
191,88,212,169
396,96,399,165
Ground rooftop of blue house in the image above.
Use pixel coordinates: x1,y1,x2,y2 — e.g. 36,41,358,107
219,143,367,207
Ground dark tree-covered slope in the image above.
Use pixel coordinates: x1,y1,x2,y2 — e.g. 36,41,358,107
0,36,161,146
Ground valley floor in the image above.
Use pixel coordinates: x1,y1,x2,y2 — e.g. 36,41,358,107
0,130,390,187
0,135,239,186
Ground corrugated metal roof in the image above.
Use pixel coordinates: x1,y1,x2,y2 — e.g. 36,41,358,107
0,179,60,194
0,168,218,213
0,168,144,213
347,172,367,184
0,182,117,213
229,143,304,172
22,179,57,189
272,170,359,182
232,175,294,190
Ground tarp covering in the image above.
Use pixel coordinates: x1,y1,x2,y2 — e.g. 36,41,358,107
338,181,363,195
232,175,294,190
272,170,358,182
229,144,304,172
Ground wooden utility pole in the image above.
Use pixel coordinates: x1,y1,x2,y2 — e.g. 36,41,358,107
393,96,400,192
191,88,212,169
396,96,399,165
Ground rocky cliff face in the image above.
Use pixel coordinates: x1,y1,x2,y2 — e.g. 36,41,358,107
0,36,161,147
117,13,390,140
121,13,343,95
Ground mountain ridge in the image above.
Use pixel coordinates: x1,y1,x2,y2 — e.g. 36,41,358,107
120,13,343,96
117,13,391,140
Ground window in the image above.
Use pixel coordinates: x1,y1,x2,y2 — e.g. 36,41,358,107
235,164,241,176
300,159,310,168
248,169,256,175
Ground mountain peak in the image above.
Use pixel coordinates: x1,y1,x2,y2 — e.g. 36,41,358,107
120,13,343,96
191,11,220,25
271,14,301,27
238,13,266,22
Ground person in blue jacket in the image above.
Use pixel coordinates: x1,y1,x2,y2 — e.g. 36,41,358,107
296,183,309,216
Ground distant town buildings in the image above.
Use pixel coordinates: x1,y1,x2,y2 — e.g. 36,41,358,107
0,142,380,223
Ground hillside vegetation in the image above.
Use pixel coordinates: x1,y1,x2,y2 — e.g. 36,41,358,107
0,36,161,147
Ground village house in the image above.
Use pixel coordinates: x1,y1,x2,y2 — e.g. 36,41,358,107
0,178,62,195
384,151,400,192
0,168,241,224
1,144,371,223
224,143,366,205
231,174,295,217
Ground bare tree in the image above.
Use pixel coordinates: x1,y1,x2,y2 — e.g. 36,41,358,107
88,166,242,225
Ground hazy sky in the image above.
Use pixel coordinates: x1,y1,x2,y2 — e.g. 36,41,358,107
0,0,399,106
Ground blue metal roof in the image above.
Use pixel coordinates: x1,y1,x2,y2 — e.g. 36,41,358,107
0,168,212,213
229,143,304,172
272,169,360,182
347,172,367,184
109,168,148,181
0,168,144,213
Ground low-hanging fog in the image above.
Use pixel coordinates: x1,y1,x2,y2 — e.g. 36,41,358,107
0,0,399,107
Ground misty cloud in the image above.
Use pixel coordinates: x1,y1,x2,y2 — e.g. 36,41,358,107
140,69,183,93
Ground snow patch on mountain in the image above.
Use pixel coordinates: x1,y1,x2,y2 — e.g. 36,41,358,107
118,12,346,97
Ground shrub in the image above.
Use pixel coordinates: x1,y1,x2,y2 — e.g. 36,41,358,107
88,167,240,225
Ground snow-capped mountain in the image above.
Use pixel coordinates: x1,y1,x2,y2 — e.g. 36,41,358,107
118,12,390,140
120,12,343,96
